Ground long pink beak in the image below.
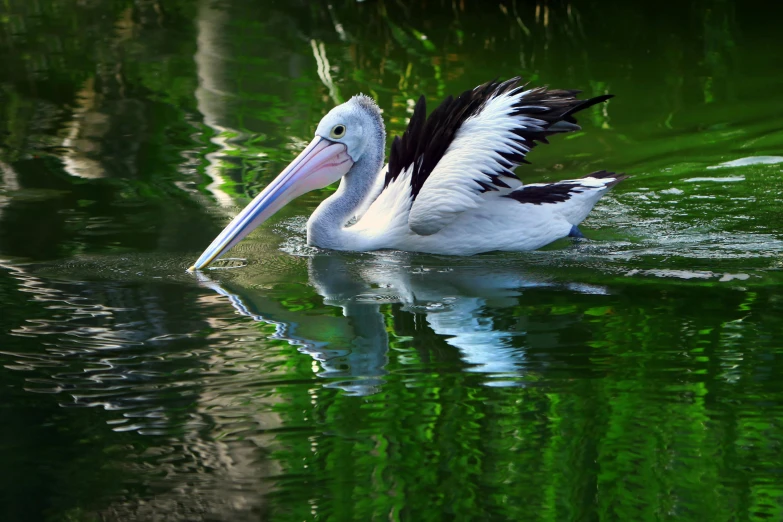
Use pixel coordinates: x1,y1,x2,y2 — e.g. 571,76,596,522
189,137,353,270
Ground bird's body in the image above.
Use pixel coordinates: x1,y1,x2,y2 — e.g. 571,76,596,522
190,78,626,270
311,170,621,255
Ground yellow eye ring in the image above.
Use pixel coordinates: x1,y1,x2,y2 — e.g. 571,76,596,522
330,124,346,139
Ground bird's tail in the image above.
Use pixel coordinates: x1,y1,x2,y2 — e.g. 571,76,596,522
559,170,627,225
503,170,627,225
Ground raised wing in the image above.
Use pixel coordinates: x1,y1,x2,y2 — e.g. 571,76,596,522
385,77,612,236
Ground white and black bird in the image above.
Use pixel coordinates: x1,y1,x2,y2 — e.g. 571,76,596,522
190,77,626,270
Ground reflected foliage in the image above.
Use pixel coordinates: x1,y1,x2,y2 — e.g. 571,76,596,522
1,0,783,521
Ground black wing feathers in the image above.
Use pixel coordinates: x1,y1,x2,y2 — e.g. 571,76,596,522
387,82,502,199
384,77,613,201
504,183,582,205
504,170,628,205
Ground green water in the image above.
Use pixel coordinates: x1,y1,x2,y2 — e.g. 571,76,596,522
1,1,782,520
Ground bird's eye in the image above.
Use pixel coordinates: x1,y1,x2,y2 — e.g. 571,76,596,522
330,124,346,139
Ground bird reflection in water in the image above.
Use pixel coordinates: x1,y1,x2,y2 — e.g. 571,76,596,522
196,253,609,395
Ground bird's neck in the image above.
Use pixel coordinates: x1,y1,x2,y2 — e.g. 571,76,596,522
307,132,385,249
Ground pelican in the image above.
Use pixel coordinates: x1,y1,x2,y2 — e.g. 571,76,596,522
190,77,625,270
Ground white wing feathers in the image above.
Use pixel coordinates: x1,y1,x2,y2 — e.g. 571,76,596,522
408,90,533,236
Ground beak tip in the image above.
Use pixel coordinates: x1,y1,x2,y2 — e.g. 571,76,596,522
187,265,198,273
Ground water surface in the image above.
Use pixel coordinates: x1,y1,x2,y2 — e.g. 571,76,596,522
1,1,782,520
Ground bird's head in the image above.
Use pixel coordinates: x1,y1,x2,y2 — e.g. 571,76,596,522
189,95,383,270
315,94,385,163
